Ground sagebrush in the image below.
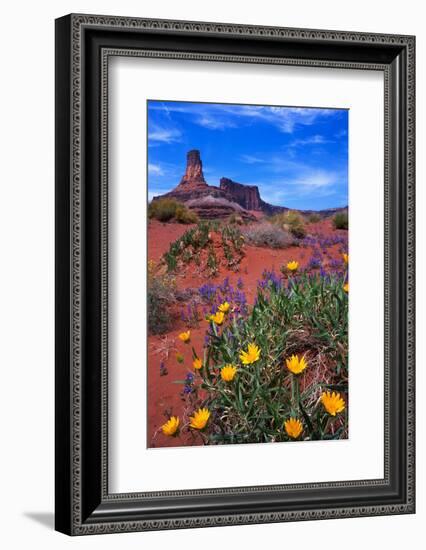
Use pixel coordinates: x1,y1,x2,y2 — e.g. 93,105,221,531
242,222,294,249
148,198,199,224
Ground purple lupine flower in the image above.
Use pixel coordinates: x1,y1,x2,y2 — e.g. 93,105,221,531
329,259,342,269
308,257,321,269
185,372,194,383
199,283,218,302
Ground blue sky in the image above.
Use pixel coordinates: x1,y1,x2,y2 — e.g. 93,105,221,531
147,100,348,210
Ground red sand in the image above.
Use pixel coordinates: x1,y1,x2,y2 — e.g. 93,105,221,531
147,219,347,447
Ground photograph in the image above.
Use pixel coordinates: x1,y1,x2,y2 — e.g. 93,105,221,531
147,100,349,447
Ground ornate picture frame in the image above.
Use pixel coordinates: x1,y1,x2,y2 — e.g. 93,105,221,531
55,13,415,535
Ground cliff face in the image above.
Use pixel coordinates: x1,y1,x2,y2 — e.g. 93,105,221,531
219,178,262,211
219,177,288,215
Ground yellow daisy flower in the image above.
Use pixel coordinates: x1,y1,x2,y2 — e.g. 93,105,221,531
193,357,203,370
189,408,211,430
221,364,237,382
343,253,349,264
161,416,180,436
209,311,225,325
284,417,303,439
285,354,308,375
218,302,230,314
239,343,261,365
287,260,299,272
343,282,349,293
321,391,346,416
178,330,191,343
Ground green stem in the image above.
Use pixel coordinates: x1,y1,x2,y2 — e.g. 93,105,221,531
291,374,300,415
295,376,300,413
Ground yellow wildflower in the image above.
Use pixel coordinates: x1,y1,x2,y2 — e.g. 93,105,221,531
193,357,203,370
285,354,308,375
287,260,299,272
221,364,237,382
321,391,346,416
189,408,210,430
343,282,349,293
161,416,180,436
218,302,230,314
178,330,191,343
284,417,303,439
239,343,261,365
343,253,349,264
209,311,225,325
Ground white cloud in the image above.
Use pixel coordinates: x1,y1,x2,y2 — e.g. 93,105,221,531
148,123,181,144
195,115,236,130
148,102,340,134
240,154,265,164
288,170,339,189
335,128,348,139
227,105,337,133
290,134,333,147
148,163,164,176
245,167,344,206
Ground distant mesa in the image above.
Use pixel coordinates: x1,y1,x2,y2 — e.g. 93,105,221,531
219,177,286,216
152,150,346,220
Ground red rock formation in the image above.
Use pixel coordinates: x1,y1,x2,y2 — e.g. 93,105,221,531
152,150,256,220
178,150,207,188
219,177,262,211
219,177,288,215
185,196,256,221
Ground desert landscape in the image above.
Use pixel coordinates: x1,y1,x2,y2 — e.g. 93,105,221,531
147,146,349,448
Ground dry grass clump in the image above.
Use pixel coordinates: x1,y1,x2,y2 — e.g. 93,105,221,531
148,260,177,334
332,211,348,230
148,198,199,224
307,213,321,223
269,210,307,238
242,222,294,249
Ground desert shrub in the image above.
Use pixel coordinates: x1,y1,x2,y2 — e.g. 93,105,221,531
307,213,321,223
175,205,199,224
173,271,348,444
270,210,307,239
163,222,245,274
221,224,245,254
242,222,294,249
148,198,177,221
333,211,348,230
207,247,219,276
228,213,244,225
147,261,176,334
148,198,198,224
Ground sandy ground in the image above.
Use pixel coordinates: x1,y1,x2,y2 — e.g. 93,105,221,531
147,218,348,447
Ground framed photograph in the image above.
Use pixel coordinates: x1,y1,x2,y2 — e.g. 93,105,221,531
55,14,415,535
